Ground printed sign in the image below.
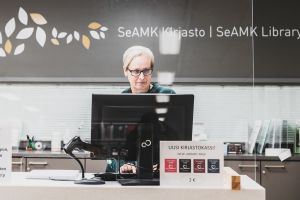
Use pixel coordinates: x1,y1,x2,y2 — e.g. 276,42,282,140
160,141,225,187
165,159,177,172
0,123,12,182
194,159,205,173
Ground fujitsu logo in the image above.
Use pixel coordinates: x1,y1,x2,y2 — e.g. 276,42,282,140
140,139,151,148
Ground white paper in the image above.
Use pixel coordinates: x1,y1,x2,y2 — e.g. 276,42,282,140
278,149,291,162
26,170,80,180
248,120,262,153
0,123,12,182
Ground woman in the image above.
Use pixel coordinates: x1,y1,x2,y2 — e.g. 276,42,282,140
122,45,175,94
106,46,176,174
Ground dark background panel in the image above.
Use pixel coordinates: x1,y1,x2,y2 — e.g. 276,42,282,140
0,0,255,82
253,0,300,80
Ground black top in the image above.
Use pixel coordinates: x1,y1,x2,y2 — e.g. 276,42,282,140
122,82,176,94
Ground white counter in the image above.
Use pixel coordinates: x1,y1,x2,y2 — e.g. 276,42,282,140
0,172,265,200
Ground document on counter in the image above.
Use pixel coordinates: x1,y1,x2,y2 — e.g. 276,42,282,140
26,170,80,181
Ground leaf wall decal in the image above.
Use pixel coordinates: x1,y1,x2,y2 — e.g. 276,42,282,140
18,7,28,25
0,7,108,56
82,35,90,49
30,13,47,25
16,27,34,39
90,31,100,40
66,34,73,44
100,27,108,31
0,48,6,57
51,38,60,45
52,27,58,38
58,32,67,39
4,40,12,54
5,18,16,37
100,32,105,39
88,22,101,30
74,31,80,41
36,27,46,47
14,43,25,55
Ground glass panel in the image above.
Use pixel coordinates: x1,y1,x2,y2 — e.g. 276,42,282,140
0,0,259,185
253,1,300,197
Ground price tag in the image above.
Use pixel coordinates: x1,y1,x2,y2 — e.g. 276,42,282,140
160,141,225,187
0,123,12,182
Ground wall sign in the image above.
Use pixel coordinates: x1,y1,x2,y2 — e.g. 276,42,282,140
0,123,12,182
0,0,254,83
160,141,225,187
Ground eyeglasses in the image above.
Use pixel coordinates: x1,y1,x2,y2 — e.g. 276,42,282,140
128,68,153,77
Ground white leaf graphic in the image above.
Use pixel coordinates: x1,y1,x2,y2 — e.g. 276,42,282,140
0,48,6,57
100,31,105,39
66,34,73,44
52,27,58,38
0,32,2,45
36,27,46,47
14,43,25,55
58,32,67,39
18,7,28,25
90,31,100,40
16,27,34,39
5,18,16,37
74,31,80,41
100,27,108,31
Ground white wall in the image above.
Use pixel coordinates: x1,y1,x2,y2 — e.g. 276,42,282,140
0,84,299,145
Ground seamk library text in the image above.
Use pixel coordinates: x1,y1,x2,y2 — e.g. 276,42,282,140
118,26,300,39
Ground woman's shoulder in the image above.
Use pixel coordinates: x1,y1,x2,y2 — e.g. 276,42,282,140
122,87,132,93
150,83,176,94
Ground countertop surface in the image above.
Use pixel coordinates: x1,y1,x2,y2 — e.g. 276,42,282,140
0,170,265,200
12,150,91,158
12,150,300,161
224,153,300,161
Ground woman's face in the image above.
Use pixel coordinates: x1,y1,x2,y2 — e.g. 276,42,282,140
124,55,152,93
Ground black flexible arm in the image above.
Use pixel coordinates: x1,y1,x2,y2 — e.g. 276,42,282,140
63,136,101,179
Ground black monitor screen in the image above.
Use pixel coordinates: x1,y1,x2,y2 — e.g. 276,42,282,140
91,94,194,164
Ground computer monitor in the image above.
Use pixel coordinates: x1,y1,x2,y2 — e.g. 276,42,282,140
91,94,194,185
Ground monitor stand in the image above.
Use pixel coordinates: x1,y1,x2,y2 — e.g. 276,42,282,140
118,123,159,186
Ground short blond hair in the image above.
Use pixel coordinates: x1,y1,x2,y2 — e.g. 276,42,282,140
122,46,154,70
